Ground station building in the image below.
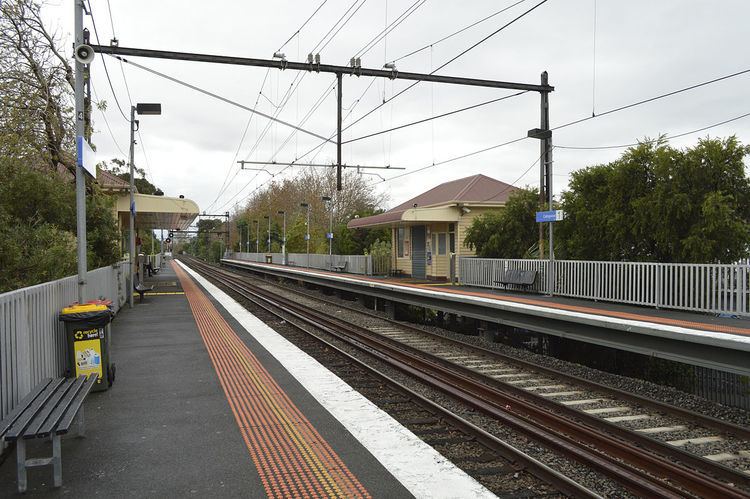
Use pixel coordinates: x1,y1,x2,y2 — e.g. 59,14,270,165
97,168,199,252
347,174,518,280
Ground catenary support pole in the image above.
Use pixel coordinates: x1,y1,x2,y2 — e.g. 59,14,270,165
337,72,343,191
540,71,554,295
74,0,87,304
538,71,548,262
128,105,136,308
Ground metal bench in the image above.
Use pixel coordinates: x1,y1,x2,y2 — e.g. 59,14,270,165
390,268,404,277
0,375,98,493
330,261,348,273
134,279,154,302
495,269,537,290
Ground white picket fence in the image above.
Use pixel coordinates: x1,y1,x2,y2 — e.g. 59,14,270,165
460,257,750,316
226,252,373,275
0,262,130,422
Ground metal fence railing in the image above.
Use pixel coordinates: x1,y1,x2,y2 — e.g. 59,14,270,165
459,257,750,316
0,262,129,423
226,252,374,275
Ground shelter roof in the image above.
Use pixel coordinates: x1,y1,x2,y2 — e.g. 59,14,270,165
348,174,517,229
97,169,131,192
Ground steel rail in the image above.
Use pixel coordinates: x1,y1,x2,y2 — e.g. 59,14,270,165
185,258,750,498
223,262,750,488
223,259,750,441
180,258,598,498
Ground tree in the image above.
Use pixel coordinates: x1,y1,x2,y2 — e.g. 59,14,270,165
0,0,76,172
557,137,750,263
230,168,388,254
0,1,122,291
0,157,119,292
463,188,539,258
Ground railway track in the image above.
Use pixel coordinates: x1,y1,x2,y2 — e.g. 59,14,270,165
186,257,750,498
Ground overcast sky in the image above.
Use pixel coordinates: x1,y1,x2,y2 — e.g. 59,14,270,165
45,0,750,217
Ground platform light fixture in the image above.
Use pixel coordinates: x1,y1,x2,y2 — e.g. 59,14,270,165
321,196,333,262
277,210,287,265
300,202,311,268
128,102,162,308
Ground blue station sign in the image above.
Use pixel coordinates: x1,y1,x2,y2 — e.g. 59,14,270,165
536,210,565,223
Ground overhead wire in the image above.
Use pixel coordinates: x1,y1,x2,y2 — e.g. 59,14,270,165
342,0,551,135
90,79,128,157
379,68,750,183
212,0,383,213
215,0,424,212
390,0,528,63
113,56,333,142
205,69,270,212
342,90,528,144
276,0,330,52
264,0,548,177
353,0,426,58
556,110,750,150
91,0,159,186
85,0,128,122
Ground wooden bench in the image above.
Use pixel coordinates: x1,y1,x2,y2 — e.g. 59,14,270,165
0,375,98,493
330,261,348,273
495,269,537,290
390,268,404,277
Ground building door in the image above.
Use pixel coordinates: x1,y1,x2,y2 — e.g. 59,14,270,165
411,225,426,279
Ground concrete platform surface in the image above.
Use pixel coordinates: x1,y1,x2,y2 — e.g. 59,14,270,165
0,261,491,498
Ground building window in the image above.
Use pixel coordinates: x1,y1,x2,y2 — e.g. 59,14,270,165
397,227,405,257
449,224,456,253
438,233,447,255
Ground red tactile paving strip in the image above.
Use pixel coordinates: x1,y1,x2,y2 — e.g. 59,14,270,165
174,263,370,499
235,261,750,338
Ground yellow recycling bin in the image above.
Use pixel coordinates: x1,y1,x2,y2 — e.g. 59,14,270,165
59,302,115,392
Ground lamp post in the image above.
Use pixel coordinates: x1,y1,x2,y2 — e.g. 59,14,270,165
300,202,310,268
254,219,259,255
246,219,250,252
264,215,271,253
278,210,286,265
128,103,161,308
322,195,333,267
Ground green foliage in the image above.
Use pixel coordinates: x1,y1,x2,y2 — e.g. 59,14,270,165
558,137,750,263
185,218,226,262
463,188,540,258
333,209,391,255
0,159,119,292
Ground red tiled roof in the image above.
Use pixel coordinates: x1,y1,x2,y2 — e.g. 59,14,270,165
97,168,132,191
348,174,517,228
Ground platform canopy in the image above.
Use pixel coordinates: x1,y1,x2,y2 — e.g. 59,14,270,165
97,169,199,230
115,193,199,230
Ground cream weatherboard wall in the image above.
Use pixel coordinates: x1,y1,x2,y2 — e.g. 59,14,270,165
389,206,499,279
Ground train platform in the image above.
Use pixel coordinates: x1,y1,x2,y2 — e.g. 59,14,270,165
220,258,750,376
0,260,492,497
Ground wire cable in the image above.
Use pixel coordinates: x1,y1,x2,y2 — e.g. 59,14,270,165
343,0,550,134
556,111,750,150
556,67,750,130
390,0,527,63
277,0,330,52
86,0,128,121
354,0,426,59
343,90,527,144
114,55,333,143
90,79,128,157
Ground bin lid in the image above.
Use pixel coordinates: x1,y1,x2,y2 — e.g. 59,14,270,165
59,303,113,324
61,303,109,315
